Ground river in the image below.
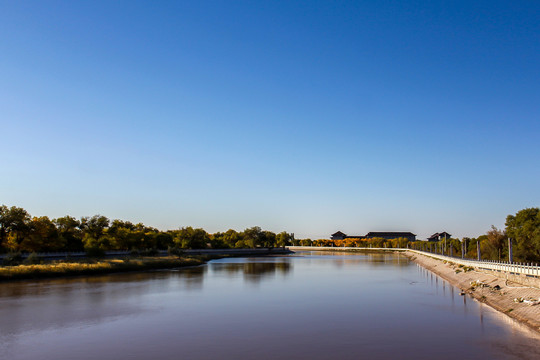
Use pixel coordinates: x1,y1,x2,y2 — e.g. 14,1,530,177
1,251,539,360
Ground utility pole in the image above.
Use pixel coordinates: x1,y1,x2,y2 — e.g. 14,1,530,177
508,237,513,264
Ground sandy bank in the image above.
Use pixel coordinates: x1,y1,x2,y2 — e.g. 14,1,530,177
408,251,540,334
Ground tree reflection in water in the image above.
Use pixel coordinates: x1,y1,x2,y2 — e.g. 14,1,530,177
209,258,292,283
299,251,410,268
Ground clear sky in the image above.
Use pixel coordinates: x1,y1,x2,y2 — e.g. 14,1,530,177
1,1,539,240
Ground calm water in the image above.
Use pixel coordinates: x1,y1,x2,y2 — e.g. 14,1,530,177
1,251,539,360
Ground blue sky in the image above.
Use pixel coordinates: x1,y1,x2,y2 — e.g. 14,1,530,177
1,1,539,239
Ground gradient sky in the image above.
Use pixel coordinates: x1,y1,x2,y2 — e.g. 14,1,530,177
1,1,539,239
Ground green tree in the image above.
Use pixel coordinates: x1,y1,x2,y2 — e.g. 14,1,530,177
81,215,110,240
21,216,62,252
153,232,173,249
389,237,409,248
262,231,276,247
505,208,540,262
173,227,209,249
0,205,8,248
208,229,237,248
108,220,140,249
447,238,461,257
242,226,263,248
368,237,385,248
276,231,292,247
54,216,83,251
80,215,111,252
486,226,507,261
0,205,31,251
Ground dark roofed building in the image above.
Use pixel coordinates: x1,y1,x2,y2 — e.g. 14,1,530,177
330,231,416,242
365,232,416,242
331,231,347,240
427,232,452,242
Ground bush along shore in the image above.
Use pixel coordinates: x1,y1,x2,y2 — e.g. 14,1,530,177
0,255,206,281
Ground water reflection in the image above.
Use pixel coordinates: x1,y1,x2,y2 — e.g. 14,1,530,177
0,269,206,298
1,252,539,360
210,257,291,283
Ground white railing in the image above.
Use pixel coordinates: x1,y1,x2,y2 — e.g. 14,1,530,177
408,249,540,277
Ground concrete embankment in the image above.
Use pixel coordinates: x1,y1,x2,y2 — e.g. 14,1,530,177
405,252,540,334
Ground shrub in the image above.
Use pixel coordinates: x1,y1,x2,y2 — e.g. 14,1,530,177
168,246,184,257
24,252,42,265
139,248,159,256
3,252,23,266
85,247,105,258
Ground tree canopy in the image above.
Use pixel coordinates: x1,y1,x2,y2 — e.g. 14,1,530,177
506,207,540,262
0,204,294,253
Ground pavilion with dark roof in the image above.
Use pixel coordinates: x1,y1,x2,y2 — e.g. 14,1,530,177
427,232,452,242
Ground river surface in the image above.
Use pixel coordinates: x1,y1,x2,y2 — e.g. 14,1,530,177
1,251,539,360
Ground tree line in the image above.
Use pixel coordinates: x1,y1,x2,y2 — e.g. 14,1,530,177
408,208,539,263
0,205,294,254
1,205,538,262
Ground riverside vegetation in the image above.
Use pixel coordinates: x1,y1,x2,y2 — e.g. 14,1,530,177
0,255,205,281
0,205,294,256
1,205,539,273
0,204,295,280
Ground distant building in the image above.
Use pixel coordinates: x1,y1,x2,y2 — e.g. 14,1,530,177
331,231,348,240
365,232,416,242
330,231,416,242
427,232,452,242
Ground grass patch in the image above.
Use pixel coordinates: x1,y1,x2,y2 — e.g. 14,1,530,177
0,256,205,281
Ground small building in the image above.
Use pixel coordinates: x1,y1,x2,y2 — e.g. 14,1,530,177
427,232,452,242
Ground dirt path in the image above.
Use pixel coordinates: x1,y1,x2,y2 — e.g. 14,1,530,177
408,251,540,334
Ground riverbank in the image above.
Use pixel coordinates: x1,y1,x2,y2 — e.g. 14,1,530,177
408,251,540,334
0,256,206,281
